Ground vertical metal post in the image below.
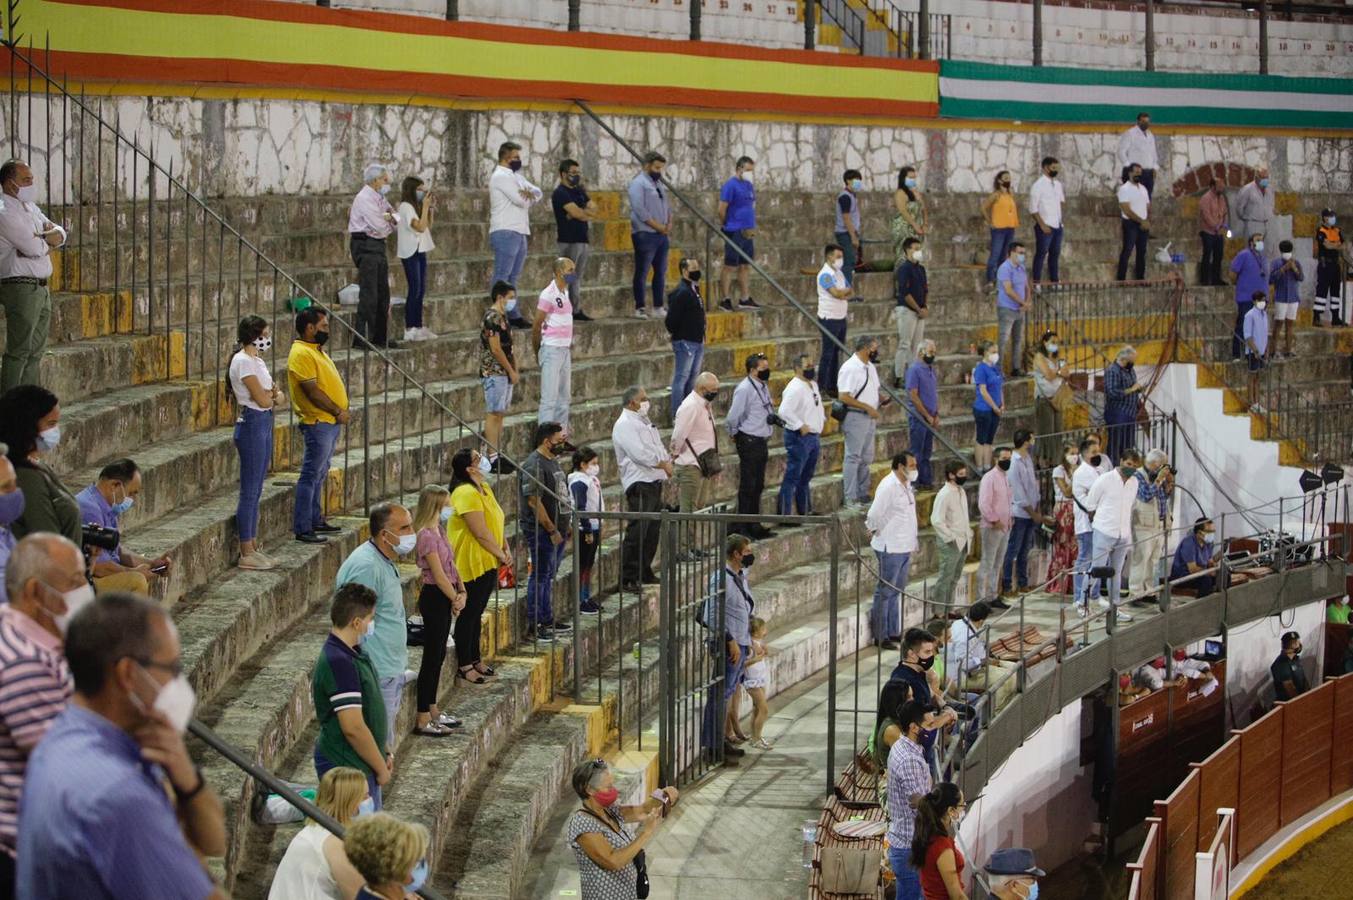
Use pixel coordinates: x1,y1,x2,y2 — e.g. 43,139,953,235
658,513,671,786
689,0,700,41
572,522,582,700
567,0,580,31
1032,0,1044,66
804,0,816,50
1144,0,1156,71
826,518,840,797
1258,1,1269,75
444,0,457,21
918,0,931,61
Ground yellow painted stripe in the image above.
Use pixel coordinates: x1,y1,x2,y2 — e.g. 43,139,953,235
1231,795,1353,896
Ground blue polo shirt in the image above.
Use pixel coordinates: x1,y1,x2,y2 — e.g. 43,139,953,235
1269,258,1302,303
1230,249,1268,305
336,541,408,681
996,259,1026,311
720,176,756,231
1170,534,1215,581
18,705,217,899
905,360,939,418
973,362,1004,413
1243,305,1269,356
75,484,120,566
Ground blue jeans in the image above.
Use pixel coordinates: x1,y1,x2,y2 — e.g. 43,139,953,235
817,317,848,395
315,747,382,811
1033,223,1063,283
400,250,427,328
670,340,704,418
1104,407,1137,465
293,421,340,535
526,525,566,627
1001,516,1037,592
701,643,750,749
631,231,669,310
908,414,933,485
778,430,819,515
834,230,856,286
1090,529,1132,607
234,406,273,543
1074,530,1096,605
889,845,922,900
489,229,528,315
870,550,912,641
537,344,572,430
986,227,1016,284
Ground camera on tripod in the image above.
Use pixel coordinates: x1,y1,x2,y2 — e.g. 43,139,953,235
82,523,120,552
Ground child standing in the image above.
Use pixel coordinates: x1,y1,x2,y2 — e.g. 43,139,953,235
742,617,774,750
568,446,603,615
1269,240,1302,356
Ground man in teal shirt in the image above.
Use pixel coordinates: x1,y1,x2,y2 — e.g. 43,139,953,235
336,502,415,741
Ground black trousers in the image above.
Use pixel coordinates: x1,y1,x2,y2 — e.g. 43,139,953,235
621,480,663,582
350,233,391,345
454,570,494,668
1200,231,1225,285
578,527,599,583
733,433,769,524
0,849,12,900
416,582,453,712
1117,219,1148,281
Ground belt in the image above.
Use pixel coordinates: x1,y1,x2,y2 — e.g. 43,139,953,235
1,276,46,286
349,232,387,241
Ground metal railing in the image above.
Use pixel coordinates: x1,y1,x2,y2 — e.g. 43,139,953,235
867,1,952,59
817,0,867,55
1033,414,1177,511
1029,276,1185,371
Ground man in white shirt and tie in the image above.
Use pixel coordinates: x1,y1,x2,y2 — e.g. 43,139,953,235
839,335,883,507
1117,112,1159,197
488,141,543,328
612,386,672,591
1085,448,1143,624
0,159,65,389
866,452,919,649
776,353,825,520
1028,156,1066,284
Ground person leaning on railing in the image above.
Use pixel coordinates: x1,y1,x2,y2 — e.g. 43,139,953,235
268,766,369,900
566,758,678,900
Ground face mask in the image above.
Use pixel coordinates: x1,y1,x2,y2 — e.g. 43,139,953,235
407,859,429,892
389,531,417,556
922,354,935,365
997,459,1011,472
741,552,755,568
1258,178,1269,188
476,454,492,476
986,353,1000,366
1089,453,1103,467
907,469,919,483
16,184,37,205
802,367,816,381
1047,169,1059,178
701,390,719,402
637,400,651,417
954,474,968,486
593,786,620,807
1139,122,1150,132
150,673,198,734
1000,180,1011,188
831,258,844,271
567,174,581,187
1202,532,1215,544
1015,253,1027,265
36,425,60,451
740,170,754,183
916,654,935,670
1018,882,1040,900
688,270,702,283
439,507,453,525
756,368,771,382
1325,216,1336,226
378,183,391,196
1281,252,1293,261
649,170,662,182
415,189,426,202
356,796,376,817
313,329,330,347
1256,301,1267,311
112,495,135,517
509,159,523,173
1253,241,1265,253
252,335,272,353
904,177,917,189
850,178,863,191
364,617,376,639
1066,454,1079,465
867,350,879,364
1294,646,1303,657
1130,174,1141,183
0,488,23,525
1121,466,1137,478
585,463,600,477
49,581,94,635
912,250,923,262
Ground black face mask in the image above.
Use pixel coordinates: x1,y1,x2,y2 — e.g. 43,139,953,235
922,354,936,365
916,655,935,670
741,552,755,568
567,174,581,186
802,367,817,381
1048,169,1060,178
1000,180,1011,188
701,390,719,402
867,350,879,364
313,330,330,347
688,270,702,283
1130,174,1141,183
997,459,1012,471
509,159,522,172
756,368,770,382
1089,454,1103,467
954,474,968,486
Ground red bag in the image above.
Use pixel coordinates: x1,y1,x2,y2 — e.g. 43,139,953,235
497,562,516,589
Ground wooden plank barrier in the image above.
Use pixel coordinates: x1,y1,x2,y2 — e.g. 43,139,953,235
1153,768,1200,900
1233,707,1285,859
1277,680,1335,827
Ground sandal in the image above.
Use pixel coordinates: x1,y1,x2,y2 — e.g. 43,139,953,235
751,738,775,750
413,722,456,737
728,733,750,745
457,667,488,684
473,663,496,677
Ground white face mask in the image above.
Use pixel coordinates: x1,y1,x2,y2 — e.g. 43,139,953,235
476,454,492,475
1281,252,1293,261
48,581,95,635
439,507,453,525
1066,454,1079,465
253,335,272,352
637,400,651,417
378,183,391,196
740,170,754,183
16,184,37,205
986,353,1000,366
389,531,417,556
907,469,919,483
363,616,376,639
1256,301,1267,311
585,463,600,477
138,670,197,734
831,258,844,271
912,249,923,262
1253,241,1264,253
36,425,61,451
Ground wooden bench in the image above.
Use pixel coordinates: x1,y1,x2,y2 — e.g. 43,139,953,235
989,625,1068,667
809,757,891,899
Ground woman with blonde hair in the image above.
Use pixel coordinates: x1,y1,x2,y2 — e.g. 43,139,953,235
412,483,467,737
268,766,370,900
344,813,431,899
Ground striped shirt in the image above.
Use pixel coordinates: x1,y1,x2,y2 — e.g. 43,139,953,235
0,605,70,857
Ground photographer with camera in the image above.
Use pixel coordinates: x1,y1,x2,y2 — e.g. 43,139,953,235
726,352,776,539
1128,448,1173,597
75,459,172,596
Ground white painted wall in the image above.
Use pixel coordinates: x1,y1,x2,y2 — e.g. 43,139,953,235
1221,600,1326,728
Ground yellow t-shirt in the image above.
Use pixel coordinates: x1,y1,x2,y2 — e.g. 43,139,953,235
287,340,348,425
991,192,1019,229
449,481,506,583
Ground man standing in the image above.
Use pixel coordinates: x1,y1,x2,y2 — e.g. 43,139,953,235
816,243,855,397
312,584,391,810
0,534,85,895
977,448,1013,609
718,156,759,311
1315,208,1345,327
1029,157,1065,284
533,257,577,431
480,281,519,475
628,151,672,318
1270,631,1308,702
347,163,399,350
1170,517,1220,597
1233,168,1274,244
996,242,1030,376
1270,242,1302,353
0,160,63,390
551,158,598,322
1230,234,1269,359
488,141,542,328
726,352,774,538
1103,345,1142,464
905,339,940,489
839,336,883,507
701,534,757,765
613,387,672,591
867,453,919,650
1129,449,1173,596
671,372,721,533
1086,449,1143,624
1000,429,1043,601
1117,112,1159,196
884,701,932,900
1073,435,1107,615
288,307,349,544
75,459,172,596
931,459,971,613
336,502,417,739
894,237,929,384
18,593,226,899
835,170,864,288
1116,163,1151,281
519,423,573,640
1199,179,1230,286
665,257,706,417
776,354,825,519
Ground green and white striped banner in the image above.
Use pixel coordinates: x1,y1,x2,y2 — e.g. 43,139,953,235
939,61,1353,129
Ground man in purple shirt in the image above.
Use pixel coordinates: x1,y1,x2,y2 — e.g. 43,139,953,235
348,163,400,350
18,593,227,899
1171,517,1220,596
1229,232,1268,359
995,242,1030,376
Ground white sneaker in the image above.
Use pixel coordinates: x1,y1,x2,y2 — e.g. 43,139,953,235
1097,598,1111,609
633,308,648,319
419,327,437,340
404,327,422,342
1075,603,1088,619
238,552,275,571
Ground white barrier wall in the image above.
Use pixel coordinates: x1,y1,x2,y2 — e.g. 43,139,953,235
1222,600,1327,728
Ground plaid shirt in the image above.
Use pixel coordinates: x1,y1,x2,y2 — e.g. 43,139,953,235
1134,469,1170,520
1103,361,1139,421
885,736,932,848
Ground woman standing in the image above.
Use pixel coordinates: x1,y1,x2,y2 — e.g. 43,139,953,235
891,165,929,265
911,782,968,900
447,447,509,684
568,446,603,615
567,758,679,900
0,385,80,546
268,767,368,900
412,484,467,737
971,342,1005,472
981,171,1018,288
1047,442,1081,595
230,314,282,570
397,176,436,342
1030,330,1066,447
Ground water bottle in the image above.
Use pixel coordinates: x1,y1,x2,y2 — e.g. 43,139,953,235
632,642,641,661
801,820,818,868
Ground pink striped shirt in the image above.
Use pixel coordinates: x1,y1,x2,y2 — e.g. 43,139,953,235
978,465,1013,530
0,605,71,856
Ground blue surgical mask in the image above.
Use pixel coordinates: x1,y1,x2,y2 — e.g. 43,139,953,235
1203,532,1216,545
36,425,60,451
1015,253,1026,265
850,178,863,191
356,796,376,817
113,496,135,517
904,177,917,189
408,859,429,892
1258,178,1269,188
416,189,426,201
439,507,453,525
1022,883,1039,900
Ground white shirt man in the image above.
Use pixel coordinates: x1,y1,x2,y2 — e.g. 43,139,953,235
777,374,826,436
866,467,918,556
1085,463,1140,619
1117,179,1150,223
0,161,66,389
612,393,672,587
1029,173,1065,231
816,258,849,321
612,404,669,491
1117,123,1159,173
0,193,63,279
488,163,542,237
838,344,882,506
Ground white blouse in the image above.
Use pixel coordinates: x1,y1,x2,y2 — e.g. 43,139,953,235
397,201,436,258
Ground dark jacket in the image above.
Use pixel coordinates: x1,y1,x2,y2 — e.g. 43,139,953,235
665,280,706,343
895,260,928,310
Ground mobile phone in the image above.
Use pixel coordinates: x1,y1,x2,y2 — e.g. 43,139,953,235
150,563,168,574
651,789,669,817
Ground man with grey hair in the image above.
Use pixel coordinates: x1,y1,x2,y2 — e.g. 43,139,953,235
613,387,671,590
1129,447,1174,596
347,162,399,350
1233,166,1274,243
0,534,86,891
1102,345,1142,464
671,372,721,550
0,159,65,390
489,141,542,328
336,502,416,738
983,847,1044,899
838,335,883,506
533,256,577,430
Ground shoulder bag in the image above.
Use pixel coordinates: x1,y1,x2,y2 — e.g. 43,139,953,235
578,807,649,898
819,844,882,895
831,364,871,422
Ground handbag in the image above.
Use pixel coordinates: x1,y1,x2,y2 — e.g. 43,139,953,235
831,363,871,423
819,845,882,895
685,439,722,478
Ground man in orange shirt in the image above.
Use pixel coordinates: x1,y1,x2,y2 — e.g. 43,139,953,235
1315,208,1345,327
